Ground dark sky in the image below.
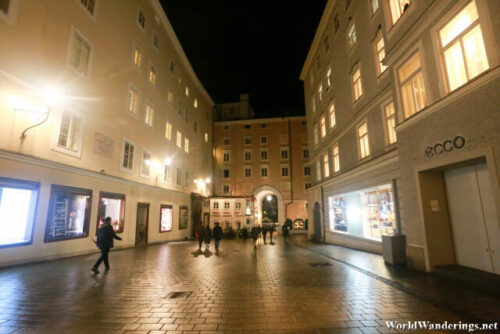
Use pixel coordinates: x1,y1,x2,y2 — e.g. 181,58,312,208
161,1,327,118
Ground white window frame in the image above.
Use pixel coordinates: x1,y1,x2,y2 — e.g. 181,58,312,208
51,110,84,158
140,148,152,178
120,138,135,172
397,51,428,119
66,26,93,76
144,101,154,127
351,65,363,102
374,32,388,76
357,121,371,160
383,101,397,146
126,83,139,117
260,165,269,178
332,144,340,173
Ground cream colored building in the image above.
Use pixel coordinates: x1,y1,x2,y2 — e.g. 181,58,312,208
0,0,213,267
301,0,500,274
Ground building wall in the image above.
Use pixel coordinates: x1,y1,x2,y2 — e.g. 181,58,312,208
0,0,213,266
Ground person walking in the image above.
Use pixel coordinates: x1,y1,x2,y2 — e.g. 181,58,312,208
251,224,259,249
257,224,263,245
203,224,212,251
92,217,122,274
196,223,204,250
269,223,276,243
213,222,223,252
282,223,290,245
262,225,268,244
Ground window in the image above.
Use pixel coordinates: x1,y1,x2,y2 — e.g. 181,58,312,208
303,148,309,159
56,112,82,154
97,192,125,233
304,165,311,176
122,140,134,170
311,96,316,114
320,115,327,138
316,160,321,181
185,86,189,96
204,133,208,143
153,31,159,50
260,149,268,161
357,122,370,159
244,136,251,145
236,202,241,210
0,178,38,247
176,167,182,186
137,10,145,29
326,68,333,89
244,150,252,161
149,65,157,85
140,149,151,177
0,0,10,15
223,168,230,178
352,66,363,102
371,0,379,14
245,124,251,129
333,144,340,173
177,101,182,116
127,84,139,115
193,121,197,133
399,52,428,119
223,151,230,162
347,20,357,50
318,84,323,102
223,137,230,145
280,148,289,160
170,60,175,73
260,136,267,144
184,171,189,187
316,55,321,72
305,183,311,190
165,122,172,140
323,154,330,178
133,46,142,69
80,0,96,15
281,166,289,177
160,205,173,232
68,29,91,75
223,185,230,195
389,0,411,25
184,138,189,153
261,166,268,177
224,125,230,130
167,91,173,103
375,34,388,75
43,185,91,243
313,124,319,146
439,1,489,92
333,14,340,34
328,183,396,240
244,167,251,178
144,102,154,126
176,131,182,148
213,202,219,209
328,101,336,129
194,98,198,108
323,35,330,52
384,102,397,145
224,202,230,209
164,165,171,184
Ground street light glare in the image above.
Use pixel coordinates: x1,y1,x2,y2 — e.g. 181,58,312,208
41,87,62,106
205,177,211,184
164,157,172,166
266,195,272,201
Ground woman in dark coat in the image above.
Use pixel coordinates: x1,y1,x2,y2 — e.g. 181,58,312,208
92,217,122,274
213,223,223,252
203,224,212,251
251,225,259,249
196,223,204,250
282,223,290,245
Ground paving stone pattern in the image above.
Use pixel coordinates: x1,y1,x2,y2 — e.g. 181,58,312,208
0,237,487,333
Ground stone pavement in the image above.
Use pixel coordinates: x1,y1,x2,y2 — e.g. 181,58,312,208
0,236,497,334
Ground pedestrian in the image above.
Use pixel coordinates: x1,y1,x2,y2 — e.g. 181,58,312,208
213,222,223,252
262,225,268,244
282,223,290,245
203,224,212,251
92,217,122,274
196,223,204,250
257,224,263,245
269,223,276,243
251,224,259,249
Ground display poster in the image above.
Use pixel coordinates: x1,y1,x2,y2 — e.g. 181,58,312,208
160,205,173,232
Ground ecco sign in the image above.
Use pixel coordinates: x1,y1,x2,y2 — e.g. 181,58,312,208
425,136,466,158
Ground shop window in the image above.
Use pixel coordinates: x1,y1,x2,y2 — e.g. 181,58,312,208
68,29,92,75
45,185,92,242
357,122,370,159
374,33,388,75
159,204,173,232
97,192,125,233
333,144,340,173
0,178,38,248
328,183,396,240
352,66,363,102
398,52,428,119
389,0,410,25
439,1,489,92
323,154,330,178
384,102,397,145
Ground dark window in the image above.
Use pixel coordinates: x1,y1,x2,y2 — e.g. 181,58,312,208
170,60,174,73
245,124,251,129
260,123,267,128
80,0,95,15
0,0,10,14
223,169,230,178
138,10,146,28
334,14,340,34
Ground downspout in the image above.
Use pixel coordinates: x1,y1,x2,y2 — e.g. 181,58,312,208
321,185,326,243
284,119,293,221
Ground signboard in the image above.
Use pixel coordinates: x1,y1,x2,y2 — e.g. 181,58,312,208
93,132,114,158
425,136,466,158
179,206,188,230
160,205,173,232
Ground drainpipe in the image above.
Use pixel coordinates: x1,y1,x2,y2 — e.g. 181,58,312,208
284,119,294,221
321,185,326,243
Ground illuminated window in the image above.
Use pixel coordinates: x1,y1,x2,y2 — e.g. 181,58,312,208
185,86,189,96
398,52,427,119
371,0,379,14
164,165,171,184
326,68,333,89
97,192,125,233
347,20,357,50
133,46,142,69
69,30,91,75
127,85,139,115
0,178,38,247
357,122,370,159
389,0,410,25
149,65,157,85
122,140,134,170
80,0,95,15
328,101,336,129
352,66,363,102
176,131,182,148
311,95,316,114
439,1,489,92
194,98,198,108
204,133,208,142
384,102,397,145
56,112,82,154
160,205,173,232
318,84,323,101
333,144,340,172
137,10,145,29
320,115,327,138
167,91,173,103
323,154,330,178
144,102,154,126
165,122,172,140
184,138,189,153
140,149,151,177
313,124,319,146
375,34,388,75
316,160,321,181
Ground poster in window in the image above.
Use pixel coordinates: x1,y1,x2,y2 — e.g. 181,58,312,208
45,185,92,242
179,205,188,230
97,192,125,233
160,205,173,232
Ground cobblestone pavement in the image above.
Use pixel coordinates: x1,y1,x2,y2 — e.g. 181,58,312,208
0,237,494,334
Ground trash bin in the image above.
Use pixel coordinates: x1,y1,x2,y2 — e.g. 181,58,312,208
382,234,406,265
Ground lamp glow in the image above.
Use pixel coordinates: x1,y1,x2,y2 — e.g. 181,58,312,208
41,87,62,107
266,195,273,201
193,179,198,184
144,159,151,166
164,157,172,166
205,177,211,184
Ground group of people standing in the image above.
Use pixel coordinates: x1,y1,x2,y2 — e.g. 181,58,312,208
196,222,223,252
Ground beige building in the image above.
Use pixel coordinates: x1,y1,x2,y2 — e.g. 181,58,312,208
0,0,213,267
301,0,500,274
213,109,310,231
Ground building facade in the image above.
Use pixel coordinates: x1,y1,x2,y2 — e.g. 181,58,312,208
213,115,310,231
0,0,213,267
301,0,500,274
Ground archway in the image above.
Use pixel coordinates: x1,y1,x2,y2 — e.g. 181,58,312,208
253,185,283,228
261,195,278,223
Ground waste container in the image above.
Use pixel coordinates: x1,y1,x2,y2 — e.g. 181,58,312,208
382,234,406,265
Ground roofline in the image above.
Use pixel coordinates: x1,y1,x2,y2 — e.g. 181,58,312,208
214,115,306,125
299,0,336,81
151,0,215,106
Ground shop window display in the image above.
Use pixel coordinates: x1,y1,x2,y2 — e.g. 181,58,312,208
160,204,173,232
328,184,395,240
45,185,92,242
97,192,125,233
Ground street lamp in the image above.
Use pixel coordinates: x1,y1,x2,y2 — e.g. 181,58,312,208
205,177,211,184
266,195,273,201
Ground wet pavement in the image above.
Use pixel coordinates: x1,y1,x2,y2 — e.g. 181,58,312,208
0,236,498,334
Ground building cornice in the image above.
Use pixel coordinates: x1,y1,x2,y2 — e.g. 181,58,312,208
214,115,306,126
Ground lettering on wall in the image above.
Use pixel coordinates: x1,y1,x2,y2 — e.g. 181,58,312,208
424,136,466,158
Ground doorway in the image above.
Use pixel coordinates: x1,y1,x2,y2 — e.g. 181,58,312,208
135,202,149,246
444,163,500,274
313,202,321,242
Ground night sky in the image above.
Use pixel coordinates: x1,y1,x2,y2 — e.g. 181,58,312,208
161,1,327,118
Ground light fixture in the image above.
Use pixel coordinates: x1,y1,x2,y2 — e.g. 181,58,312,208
266,195,273,201
41,87,62,107
145,159,151,166
164,157,172,166
205,177,211,184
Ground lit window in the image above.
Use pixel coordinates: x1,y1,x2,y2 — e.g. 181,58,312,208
204,133,208,142
326,68,333,88
185,86,189,96
316,160,321,181
384,102,397,145
371,0,379,14
97,193,125,233
167,91,173,103
313,124,319,146
375,34,388,75
0,178,39,247
80,0,95,15
144,103,154,126
127,85,139,115
122,140,134,169
176,131,182,148
352,67,363,101
159,205,173,232
439,1,489,92
194,98,198,108
318,84,323,101
138,10,145,29
244,167,251,178
184,138,189,153
398,52,428,119
333,145,340,173
328,101,336,128
389,0,411,25
133,47,142,68
320,115,327,138
165,122,172,140
261,166,268,177
69,30,91,75
347,20,357,50
140,149,151,177
357,122,370,159
323,154,330,178
149,65,157,85
57,112,82,153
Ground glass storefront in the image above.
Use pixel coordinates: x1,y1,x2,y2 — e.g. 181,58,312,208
328,183,395,241
160,204,173,232
45,185,92,242
0,178,39,247
97,192,125,233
